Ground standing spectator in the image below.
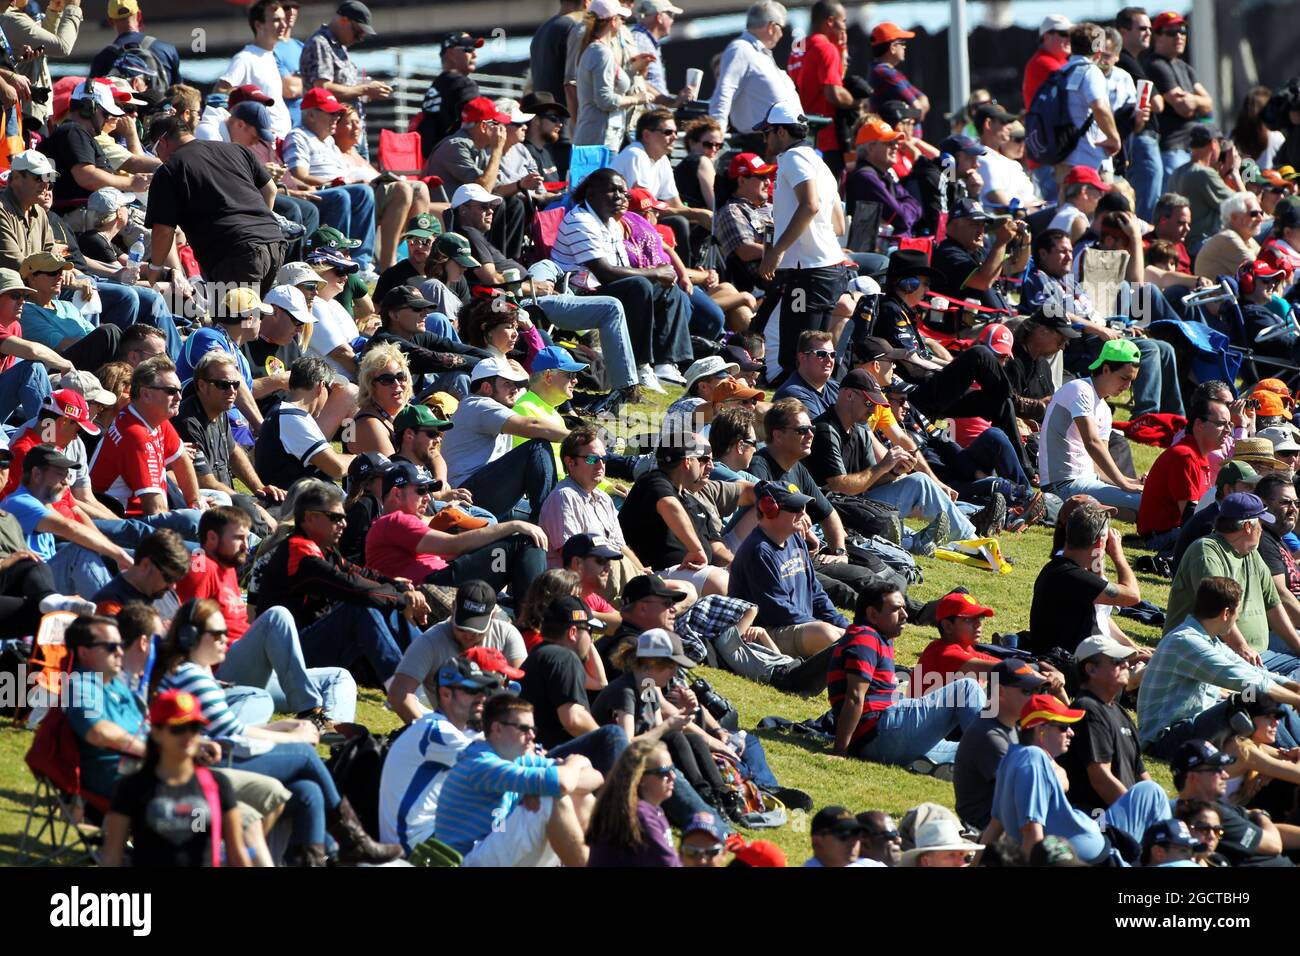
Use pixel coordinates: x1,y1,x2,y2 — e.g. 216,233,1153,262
0,0,82,132
1023,15,1073,200
213,0,294,140
417,33,483,160
573,0,654,150
1194,192,1263,279
973,103,1040,209
788,1,854,181
1142,10,1214,181
1168,127,1239,252
1233,85,1286,168
867,21,928,119
531,3,584,175
145,116,287,294
708,1,799,138
629,0,688,107
1058,23,1122,184
299,1,390,158
274,0,305,125
1116,7,1163,218
89,0,181,92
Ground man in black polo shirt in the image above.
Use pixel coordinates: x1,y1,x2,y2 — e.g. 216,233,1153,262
929,198,1027,311
416,33,483,161
145,115,288,293
1059,634,1148,815
40,82,153,206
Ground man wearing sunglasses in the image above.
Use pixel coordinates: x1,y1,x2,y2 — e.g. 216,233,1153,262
803,805,882,867
1168,127,1242,253
1141,10,1213,181
613,109,710,261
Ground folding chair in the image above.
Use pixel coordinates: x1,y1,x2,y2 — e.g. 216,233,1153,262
19,708,110,866
377,129,447,203
846,200,881,254
565,145,612,193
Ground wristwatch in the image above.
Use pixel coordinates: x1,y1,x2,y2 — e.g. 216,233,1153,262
822,547,846,556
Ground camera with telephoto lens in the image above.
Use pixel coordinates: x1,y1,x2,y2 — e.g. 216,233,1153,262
689,678,731,722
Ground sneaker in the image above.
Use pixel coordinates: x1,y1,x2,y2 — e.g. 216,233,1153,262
908,511,950,557
652,362,686,385
907,756,955,782
638,364,666,393
971,492,1007,537
38,594,96,617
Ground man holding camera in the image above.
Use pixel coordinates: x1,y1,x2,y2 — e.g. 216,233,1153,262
1,0,82,130
929,197,1029,312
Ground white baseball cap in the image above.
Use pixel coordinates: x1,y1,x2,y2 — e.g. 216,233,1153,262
590,0,634,18
9,149,58,180
753,101,808,132
1074,634,1137,662
263,284,316,325
56,369,116,407
470,355,529,384
71,80,126,117
451,183,504,209
1039,14,1072,35
275,261,326,288
496,97,535,125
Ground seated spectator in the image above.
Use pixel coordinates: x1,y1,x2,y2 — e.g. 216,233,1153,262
560,534,625,631
1168,128,1238,252
678,812,729,868
387,581,525,724
771,329,840,418
303,250,369,377
459,292,544,371
438,356,564,523
495,97,558,211
1172,798,1230,867
1238,259,1299,363
176,286,268,431
518,92,565,187
1141,575,1300,757
711,154,774,295
386,404,479,517
586,739,684,868
17,252,120,369
338,451,390,562
1137,395,1228,550
254,356,354,490
829,582,985,771
345,343,411,455
916,592,1016,691
856,809,904,866
1145,192,1195,272
675,117,724,214
377,652,502,853
0,266,73,425
1139,819,1203,867
983,693,1171,863
593,572,695,675
92,527,188,622
511,346,587,472
954,659,1050,829
845,118,923,237
368,283,488,398
1195,192,1264,278
374,214,441,303
803,805,880,868
972,103,1040,209
1174,458,1261,568
247,479,428,688
898,819,983,867
709,404,761,482
613,109,711,258
435,693,603,866
929,198,1027,311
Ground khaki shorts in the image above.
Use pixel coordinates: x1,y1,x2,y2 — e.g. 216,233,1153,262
769,623,832,658
214,768,292,822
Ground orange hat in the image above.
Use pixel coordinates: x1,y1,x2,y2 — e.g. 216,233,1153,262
711,378,764,406
870,22,915,45
1020,693,1086,729
148,690,209,727
430,506,490,532
934,590,995,623
1253,378,1293,398
856,117,906,146
1252,390,1294,420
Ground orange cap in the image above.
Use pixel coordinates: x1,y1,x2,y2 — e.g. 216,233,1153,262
870,22,916,44
855,117,905,146
431,507,490,532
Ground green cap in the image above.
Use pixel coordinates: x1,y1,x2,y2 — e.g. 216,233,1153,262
1088,338,1141,371
1217,459,1261,488
435,232,480,268
393,403,453,434
1241,158,1264,185
308,225,362,251
403,213,443,240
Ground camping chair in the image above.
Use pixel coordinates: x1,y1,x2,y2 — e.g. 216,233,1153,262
377,129,447,203
19,707,110,866
846,200,882,254
565,145,612,194
1078,246,1130,323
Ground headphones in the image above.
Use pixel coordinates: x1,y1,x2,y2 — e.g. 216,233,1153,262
757,493,780,519
1237,259,1282,296
897,276,922,294
176,599,203,652
1225,692,1257,738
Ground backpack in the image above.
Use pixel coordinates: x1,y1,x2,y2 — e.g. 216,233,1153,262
325,725,408,839
711,751,787,829
827,492,903,543
1023,61,1097,165
117,37,169,99
846,533,923,586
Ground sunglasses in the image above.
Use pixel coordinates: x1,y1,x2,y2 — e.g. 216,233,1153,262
147,384,183,397
1188,823,1225,835
202,628,229,639
500,722,537,736
738,437,759,448
782,425,815,436
453,685,492,695
420,428,445,439
374,372,409,386
581,454,608,465
1160,27,1187,35
700,139,724,149
801,348,835,361
309,509,347,524
681,843,723,859
3,291,27,302
165,723,205,736
654,128,679,137
203,378,241,391
864,829,900,840
88,640,124,651
31,269,65,277
1048,29,1070,37
539,113,566,124
644,765,675,778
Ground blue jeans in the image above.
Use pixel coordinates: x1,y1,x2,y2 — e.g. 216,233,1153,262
662,770,730,835
687,285,726,339
734,730,779,789
460,439,557,525
95,282,184,362
315,184,376,269
864,473,977,538
1262,633,1300,678
1102,779,1173,854
298,603,409,684
1129,133,1164,222
426,532,548,600
91,517,167,548
854,678,987,765
229,741,341,847
1043,474,1142,514
1065,332,1182,417
538,293,636,389
223,685,275,725
1147,698,1300,759
48,543,116,599
0,359,49,425
548,725,627,774
217,605,358,719
1161,147,1192,183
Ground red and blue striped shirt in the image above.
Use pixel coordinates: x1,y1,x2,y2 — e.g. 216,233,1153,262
827,625,898,746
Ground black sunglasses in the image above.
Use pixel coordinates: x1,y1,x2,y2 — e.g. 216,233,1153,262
88,640,124,651
309,509,347,524
782,425,815,435
165,723,205,736
643,765,675,778
146,384,183,397
1160,27,1187,35
864,829,900,840
681,843,723,859
801,348,835,360
374,372,409,386
203,378,240,391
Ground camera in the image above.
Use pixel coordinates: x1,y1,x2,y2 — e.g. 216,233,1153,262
29,86,49,105
1245,398,1261,411
689,677,733,723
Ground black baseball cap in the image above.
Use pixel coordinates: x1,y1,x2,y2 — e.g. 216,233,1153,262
382,284,439,315
949,197,997,222
442,31,485,53
338,0,376,36
878,100,921,127
840,368,888,406
347,451,391,489
453,580,497,633
1171,740,1236,776
854,335,912,363
382,461,440,496
0,447,11,466
754,479,814,513
973,102,1016,127
24,444,76,471
721,343,763,373
1236,691,1288,718
541,595,606,634
1027,309,1082,339
811,805,865,836
992,659,1049,692
561,533,622,565
622,574,687,607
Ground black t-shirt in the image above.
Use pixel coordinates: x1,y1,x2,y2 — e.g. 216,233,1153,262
47,211,89,270
808,406,875,486
76,231,121,264
461,226,522,277
374,260,420,303
517,641,590,749
1215,800,1293,867
242,335,302,414
1118,49,1159,138
1027,554,1108,656
674,154,709,210
530,15,573,103
145,139,283,264
340,492,381,564
1058,688,1145,814
92,574,181,620
109,767,236,867
1006,338,1054,407
40,123,113,204
174,394,234,486
930,238,1013,312
523,140,559,183
1258,526,1300,598
618,468,713,570
590,671,658,732
417,71,479,159
746,448,834,523
1141,52,1199,151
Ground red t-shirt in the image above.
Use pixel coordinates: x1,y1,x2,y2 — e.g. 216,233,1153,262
0,317,20,375
915,637,1000,694
177,548,250,642
584,589,616,615
364,510,448,583
6,428,82,522
788,33,844,152
88,404,184,515
1023,48,1068,110
1143,234,1193,273
1136,435,1210,536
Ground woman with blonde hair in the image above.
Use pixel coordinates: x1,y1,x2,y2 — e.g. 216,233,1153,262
1221,694,1300,818
586,738,682,866
573,0,655,149
346,342,412,455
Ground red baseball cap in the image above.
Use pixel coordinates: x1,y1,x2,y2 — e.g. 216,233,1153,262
1151,11,1186,30
934,590,995,623
43,388,101,436
728,837,787,867
464,645,525,680
462,96,512,125
627,187,668,214
1063,166,1112,192
302,87,345,113
977,322,1014,357
1019,693,1086,729
727,152,776,179
870,22,915,44
148,689,209,727
229,84,275,108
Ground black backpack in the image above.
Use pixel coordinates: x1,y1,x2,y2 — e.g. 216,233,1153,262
1024,61,1097,165
115,37,169,98
325,725,409,839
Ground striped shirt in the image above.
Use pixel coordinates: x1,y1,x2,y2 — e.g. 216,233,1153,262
159,662,245,740
434,740,562,855
827,625,897,747
550,202,629,292
378,711,479,853
868,63,923,113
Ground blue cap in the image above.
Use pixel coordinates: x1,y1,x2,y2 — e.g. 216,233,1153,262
1171,739,1235,776
754,480,814,514
1141,818,1205,855
231,101,275,144
1219,491,1275,525
682,811,727,841
112,49,158,78
531,345,587,373
306,247,360,275
938,134,987,157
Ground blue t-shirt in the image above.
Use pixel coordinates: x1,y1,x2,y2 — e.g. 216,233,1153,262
177,327,252,387
991,744,1106,862
64,670,145,799
1,487,54,560
275,38,305,126
20,300,95,350
771,372,839,419
434,739,562,854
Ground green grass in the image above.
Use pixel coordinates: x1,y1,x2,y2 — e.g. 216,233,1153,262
0,394,1176,865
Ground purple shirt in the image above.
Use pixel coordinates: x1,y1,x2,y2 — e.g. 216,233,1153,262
587,799,682,867
845,164,923,237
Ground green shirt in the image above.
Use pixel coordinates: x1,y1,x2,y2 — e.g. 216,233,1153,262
1164,532,1280,652
512,389,566,478
336,273,370,315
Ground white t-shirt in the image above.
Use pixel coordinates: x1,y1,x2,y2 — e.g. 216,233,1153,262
773,144,843,269
1048,202,1089,236
977,149,1038,208
194,105,231,143
611,142,679,202
308,297,360,376
283,127,347,180
377,711,480,852
219,45,292,138
275,404,329,466
1039,376,1111,485
1259,130,1287,171
1063,56,1112,172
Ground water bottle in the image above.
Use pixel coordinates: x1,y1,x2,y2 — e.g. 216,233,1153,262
128,237,146,265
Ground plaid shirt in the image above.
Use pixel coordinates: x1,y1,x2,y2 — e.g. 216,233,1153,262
868,63,922,112
713,196,772,260
1136,615,1281,749
674,594,753,663
300,26,367,152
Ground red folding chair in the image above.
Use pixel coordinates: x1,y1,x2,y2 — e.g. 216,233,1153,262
378,129,447,203
20,707,111,866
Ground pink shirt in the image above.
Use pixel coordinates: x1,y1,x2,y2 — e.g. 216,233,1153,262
364,510,448,582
